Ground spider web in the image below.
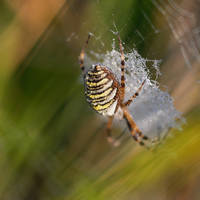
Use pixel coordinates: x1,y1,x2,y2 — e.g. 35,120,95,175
88,46,183,141
67,0,200,141
151,0,200,67
67,0,200,67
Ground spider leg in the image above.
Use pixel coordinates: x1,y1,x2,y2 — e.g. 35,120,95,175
123,107,148,145
124,79,146,106
79,33,91,72
106,116,120,147
118,35,126,101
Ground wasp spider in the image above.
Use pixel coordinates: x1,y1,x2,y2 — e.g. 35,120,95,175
79,34,148,146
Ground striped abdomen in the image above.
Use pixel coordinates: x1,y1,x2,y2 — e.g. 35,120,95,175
84,65,120,116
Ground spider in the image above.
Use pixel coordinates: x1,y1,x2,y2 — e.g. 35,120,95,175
79,33,148,146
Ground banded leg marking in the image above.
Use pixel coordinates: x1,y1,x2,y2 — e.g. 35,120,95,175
79,33,91,72
125,80,146,106
118,35,126,101
123,107,148,145
106,116,120,147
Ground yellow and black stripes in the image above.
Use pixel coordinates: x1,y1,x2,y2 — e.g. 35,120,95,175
86,78,109,87
87,80,113,94
91,88,117,104
88,87,113,99
84,65,119,116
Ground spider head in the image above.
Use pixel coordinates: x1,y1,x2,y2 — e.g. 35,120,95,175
90,64,103,72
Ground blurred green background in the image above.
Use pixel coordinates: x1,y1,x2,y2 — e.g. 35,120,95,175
0,0,200,199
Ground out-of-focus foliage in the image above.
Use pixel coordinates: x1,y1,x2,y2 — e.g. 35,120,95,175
0,0,200,200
